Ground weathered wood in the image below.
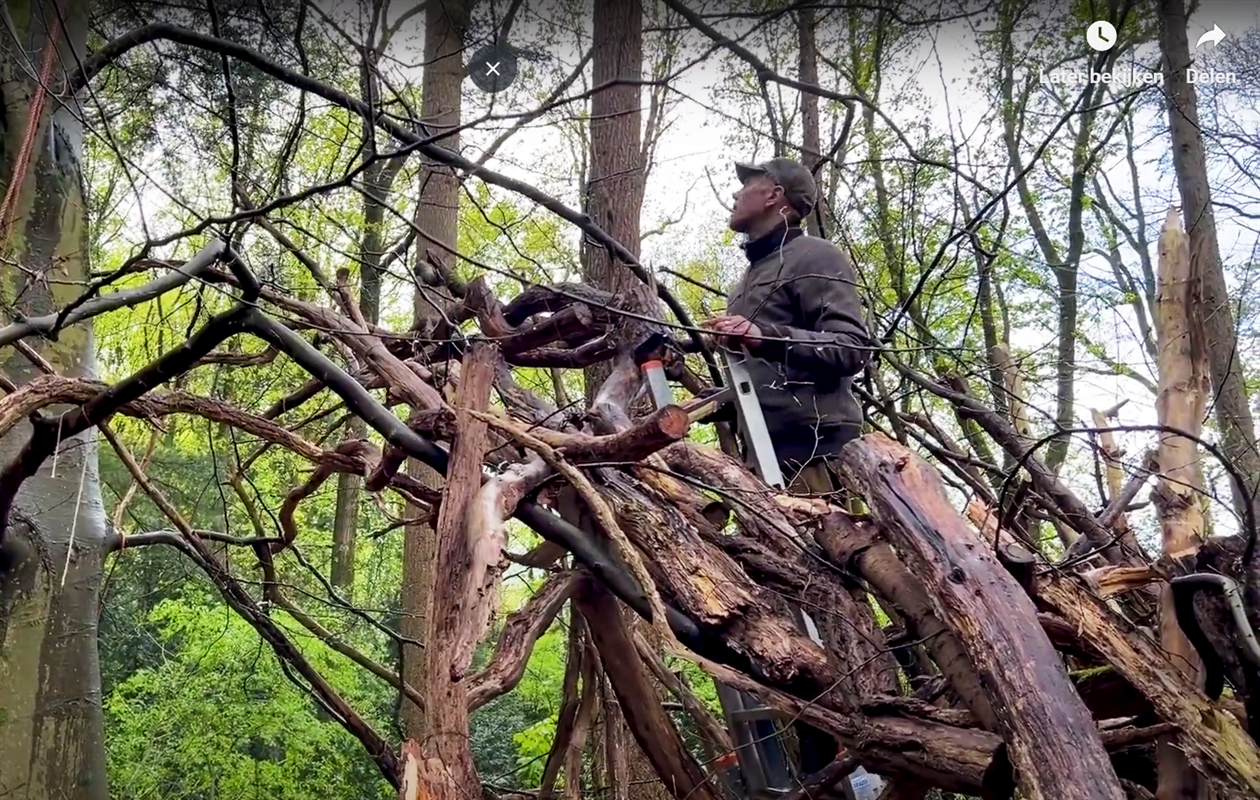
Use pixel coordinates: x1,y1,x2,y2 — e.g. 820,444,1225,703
837,433,1125,800
814,511,999,731
530,404,690,464
693,657,1011,795
417,341,498,799
467,572,578,710
1152,206,1209,800
1089,407,1143,560
496,302,602,354
658,442,900,702
575,577,720,800
1035,570,1260,797
587,460,1016,790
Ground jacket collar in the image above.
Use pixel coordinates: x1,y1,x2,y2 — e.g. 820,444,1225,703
742,222,804,265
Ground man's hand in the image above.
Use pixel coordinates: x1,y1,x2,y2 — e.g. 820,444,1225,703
701,314,761,349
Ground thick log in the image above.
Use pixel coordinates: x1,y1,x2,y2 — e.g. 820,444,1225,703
574,577,720,800
971,500,1260,795
657,443,899,701
497,302,602,354
588,463,1015,790
418,341,498,799
466,572,578,710
814,511,1000,731
837,433,1125,800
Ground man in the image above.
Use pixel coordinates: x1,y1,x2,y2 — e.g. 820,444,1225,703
701,156,873,495
700,157,874,783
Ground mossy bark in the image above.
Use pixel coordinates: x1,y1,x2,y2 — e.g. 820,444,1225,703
0,3,108,799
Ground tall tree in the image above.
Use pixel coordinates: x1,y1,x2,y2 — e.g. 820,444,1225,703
581,0,647,401
580,2,679,798
797,6,823,238
400,0,472,739
0,2,108,798
1158,0,1260,615
331,4,414,591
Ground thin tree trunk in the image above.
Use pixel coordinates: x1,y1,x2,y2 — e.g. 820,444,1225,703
1158,0,1260,628
331,45,410,591
797,7,822,237
401,0,469,740
0,2,108,798
1152,208,1209,800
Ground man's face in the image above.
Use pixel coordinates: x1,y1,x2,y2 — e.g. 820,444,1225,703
729,173,781,233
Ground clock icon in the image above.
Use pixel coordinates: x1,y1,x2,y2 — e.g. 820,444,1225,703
1087,21,1117,52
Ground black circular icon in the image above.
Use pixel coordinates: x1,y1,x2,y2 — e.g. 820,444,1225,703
468,44,518,94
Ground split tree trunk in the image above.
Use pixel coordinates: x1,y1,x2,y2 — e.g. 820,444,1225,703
401,0,470,740
1158,0,1260,618
1152,207,1209,800
0,2,108,798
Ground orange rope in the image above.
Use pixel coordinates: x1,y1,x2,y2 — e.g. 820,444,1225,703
0,14,63,249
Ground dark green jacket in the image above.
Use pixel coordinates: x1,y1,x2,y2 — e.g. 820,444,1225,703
725,225,872,465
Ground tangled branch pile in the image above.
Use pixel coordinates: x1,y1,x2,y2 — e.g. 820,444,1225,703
4,210,1257,800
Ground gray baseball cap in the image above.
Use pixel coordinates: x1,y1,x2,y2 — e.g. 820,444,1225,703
735,157,817,217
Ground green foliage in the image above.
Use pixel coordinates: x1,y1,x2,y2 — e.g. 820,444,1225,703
104,599,394,800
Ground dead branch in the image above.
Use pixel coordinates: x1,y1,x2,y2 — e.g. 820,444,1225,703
575,577,721,800
0,238,227,349
467,572,579,710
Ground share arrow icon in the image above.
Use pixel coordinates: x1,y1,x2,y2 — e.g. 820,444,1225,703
1196,23,1226,50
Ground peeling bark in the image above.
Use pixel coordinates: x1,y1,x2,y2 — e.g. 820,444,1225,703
412,342,496,799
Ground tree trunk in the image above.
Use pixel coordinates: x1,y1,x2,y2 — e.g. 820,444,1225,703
581,4,668,797
836,434,1125,800
797,7,822,237
0,3,108,798
401,0,469,739
582,0,645,400
331,49,409,591
1152,208,1209,800
1158,0,1260,628
412,343,496,799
